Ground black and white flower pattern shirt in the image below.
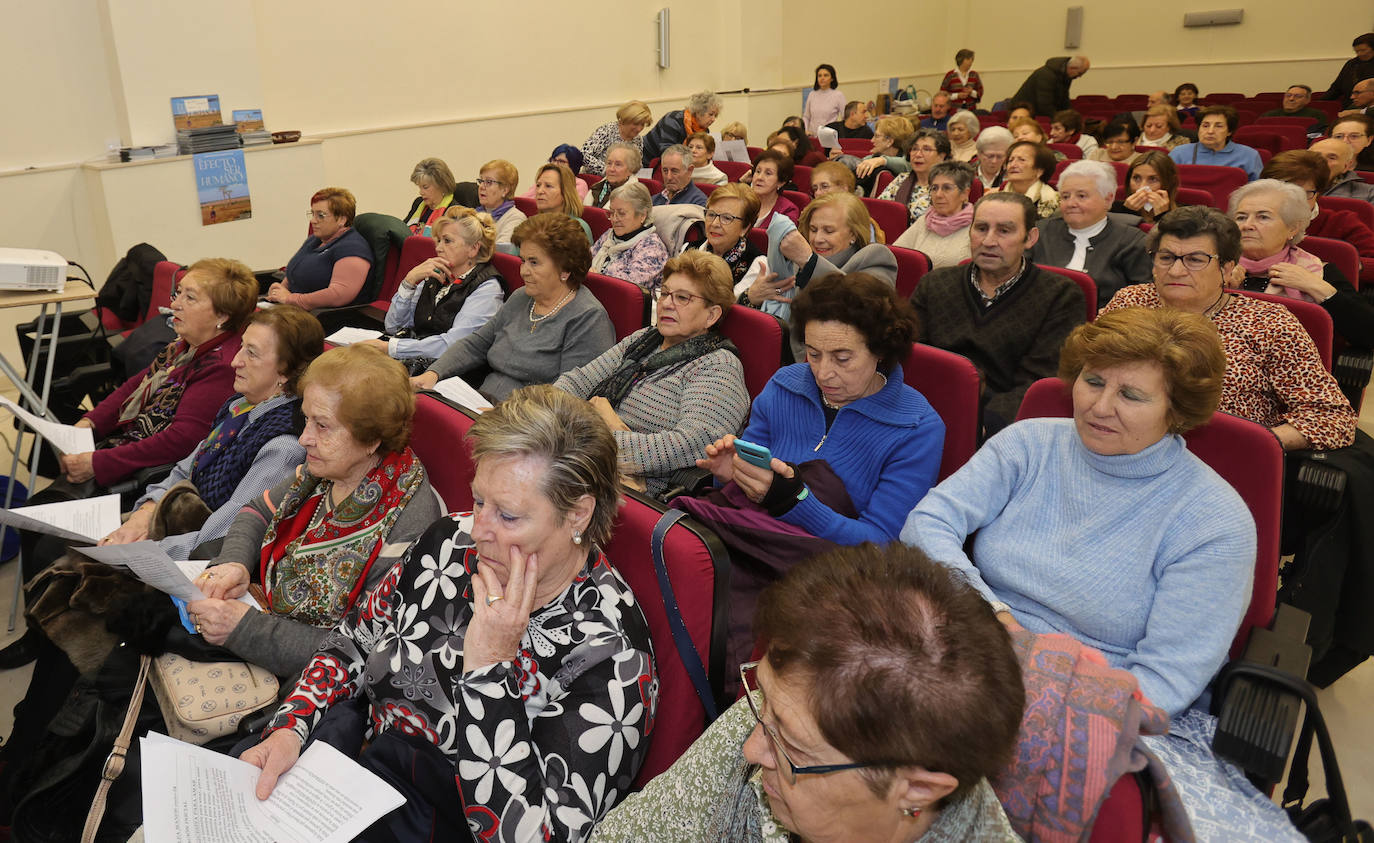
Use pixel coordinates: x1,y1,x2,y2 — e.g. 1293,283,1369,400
266,513,659,842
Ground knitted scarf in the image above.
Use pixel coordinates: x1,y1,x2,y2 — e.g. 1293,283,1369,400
1240,244,1325,302
925,202,975,236
191,396,300,511
260,447,425,626
589,329,738,409
687,225,759,284
591,225,657,275
105,332,235,448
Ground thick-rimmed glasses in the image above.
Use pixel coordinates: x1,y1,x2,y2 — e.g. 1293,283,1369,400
704,209,743,226
475,177,505,188
657,287,708,308
1150,251,1219,272
739,661,877,784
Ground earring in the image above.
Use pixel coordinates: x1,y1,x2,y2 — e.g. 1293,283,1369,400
561,273,570,283
901,807,922,818
572,530,583,545
216,321,225,331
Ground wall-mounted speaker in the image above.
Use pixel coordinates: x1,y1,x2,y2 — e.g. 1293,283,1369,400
1065,6,1083,49
1183,9,1244,27
657,8,670,69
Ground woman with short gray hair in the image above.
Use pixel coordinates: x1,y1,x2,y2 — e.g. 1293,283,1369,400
587,142,643,209
893,161,976,267
947,110,980,162
974,125,1013,190
643,90,723,162
589,181,670,294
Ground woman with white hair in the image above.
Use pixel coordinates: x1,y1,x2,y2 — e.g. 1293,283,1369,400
973,126,1013,190
587,142,642,209
946,111,980,162
589,182,670,294
581,100,653,176
643,91,723,162
1228,179,1374,347
1029,160,1152,308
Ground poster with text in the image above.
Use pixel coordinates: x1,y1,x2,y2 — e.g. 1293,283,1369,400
171,95,223,130
195,150,251,225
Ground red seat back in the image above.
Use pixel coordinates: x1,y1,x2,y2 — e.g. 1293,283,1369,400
1317,196,1374,232
1015,379,1281,656
1176,164,1250,210
577,173,602,188
1254,115,1318,130
583,272,650,340
746,146,764,163
489,251,525,292
716,305,789,399
838,138,872,155
1361,171,1374,186
146,261,181,325
582,205,611,241
1175,187,1216,208
512,196,539,218
697,183,718,197
904,343,981,481
389,235,436,296
1239,290,1334,370
1048,142,1083,160
372,242,405,308
746,228,769,254
411,394,478,511
1037,264,1098,321
1230,128,1283,155
638,177,663,195
717,160,752,182
602,492,729,787
791,165,813,194
890,245,931,300
1301,234,1361,291
1204,93,1246,104
873,169,896,197
781,190,811,214
862,197,910,243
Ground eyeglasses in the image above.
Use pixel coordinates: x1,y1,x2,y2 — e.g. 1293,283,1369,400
704,209,743,226
1151,251,1219,271
475,178,505,188
657,287,708,307
606,208,639,220
306,211,331,221
739,661,879,785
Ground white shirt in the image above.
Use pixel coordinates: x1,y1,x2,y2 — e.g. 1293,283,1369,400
1067,217,1109,271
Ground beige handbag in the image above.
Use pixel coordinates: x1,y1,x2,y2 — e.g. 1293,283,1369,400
146,653,280,744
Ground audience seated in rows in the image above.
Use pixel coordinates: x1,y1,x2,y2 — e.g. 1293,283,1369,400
912,192,1085,433
677,183,767,300
589,181,670,295
522,145,590,202
1312,136,1374,203
996,141,1060,219
267,188,374,308
892,161,975,267
1112,151,1181,224
1168,105,1263,181
654,144,709,208
556,250,748,496
878,129,951,224
852,115,915,195
1266,151,1374,278
1261,84,1328,134
1049,109,1099,156
1140,104,1188,151
413,214,614,401
1031,160,1152,307
580,99,652,176
1090,118,1144,165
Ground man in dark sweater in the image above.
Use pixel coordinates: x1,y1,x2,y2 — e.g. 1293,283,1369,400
1011,56,1090,117
825,101,875,139
911,193,1085,434
1259,85,1327,134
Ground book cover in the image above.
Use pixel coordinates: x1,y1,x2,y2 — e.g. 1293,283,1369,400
232,109,265,133
171,95,223,130
194,149,252,225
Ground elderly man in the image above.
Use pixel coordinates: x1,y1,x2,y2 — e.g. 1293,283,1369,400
1011,55,1090,117
1340,78,1374,118
1030,160,1151,308
920,93,953,130
651,145,707,207
1260,85,1328,133
826,100,873,139
1169,105,1263,180
1147,90,1169,108
1313,138,1374,203
1321,33,1374,107
973,125,1013,190
911,192,1085,434
1332,114,1374,171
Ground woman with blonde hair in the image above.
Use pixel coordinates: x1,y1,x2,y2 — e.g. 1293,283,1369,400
533,162,594,243
1140,105,1187,151
581,99,653,176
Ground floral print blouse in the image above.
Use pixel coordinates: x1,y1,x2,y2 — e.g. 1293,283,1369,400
1102,285,1357,450
879,174,933,225
265,513,659,842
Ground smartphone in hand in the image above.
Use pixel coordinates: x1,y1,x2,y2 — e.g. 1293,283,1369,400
733,438,773,470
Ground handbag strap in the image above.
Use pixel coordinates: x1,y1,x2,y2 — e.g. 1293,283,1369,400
650,509,718,722
83,654,151,843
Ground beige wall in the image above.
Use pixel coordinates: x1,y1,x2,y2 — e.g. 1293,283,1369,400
0,0,1366,286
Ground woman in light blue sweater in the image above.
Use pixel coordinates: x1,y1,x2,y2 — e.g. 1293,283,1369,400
903,307,1303,841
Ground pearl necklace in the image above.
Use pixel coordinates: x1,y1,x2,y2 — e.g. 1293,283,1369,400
528,288,576,332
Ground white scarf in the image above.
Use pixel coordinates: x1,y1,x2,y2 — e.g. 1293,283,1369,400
591,225,657,274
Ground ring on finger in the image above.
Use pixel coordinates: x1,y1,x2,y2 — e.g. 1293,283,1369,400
486,593,505,606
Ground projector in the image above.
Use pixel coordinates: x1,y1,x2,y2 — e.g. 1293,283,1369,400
0,248,66,293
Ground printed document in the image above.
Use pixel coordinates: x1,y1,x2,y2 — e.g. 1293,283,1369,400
0,396,95,455
0,493,119,543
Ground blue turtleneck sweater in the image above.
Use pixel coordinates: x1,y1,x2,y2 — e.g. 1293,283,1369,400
902,417,1255,716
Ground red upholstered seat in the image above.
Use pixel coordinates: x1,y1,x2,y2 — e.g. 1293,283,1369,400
583,272,650,340
576,173,602,189
639,177,663,195
1048,142,1083,160
889,245,930,301
410,394,478,511
512,196,538,217
1240,290,1333,371
372,235,436,310
1176,164,1250,210
489,251,524,292
862,197,910,243
791,165,813,194
716,305,790,399
1301,234,1362,291
716,160,752,182
582,206,611,241
1316,196,1374,232
904,343,981,481
837,138,872,155
1037,264,1098,321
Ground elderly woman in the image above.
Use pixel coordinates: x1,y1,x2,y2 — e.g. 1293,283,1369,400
1169,106,1262,181
532,162,594,243
802,63,846,135
590,182,670,294
401,157,460,234
852,115,916,194
1110,151,1180,225
894,161,975,267
904,306,1304,841
587,142,641,209
556,250,748,496
590,543,1024,842
719,122,749,143
946,110,979,162
581,99,652,176
685,132,728,186
1031,160,1152,307
1262,150,1374,288
266,188,373,308
50,258,256,496
242,385,656,842
686,273,944,671
521,145,590,201
750,150,801,229
1174,82,1201,121
1228,178,1374,347
1050,109,1099,156
1007,115,1049,146
879,129,952,224
1090,119,1144,165
643,90,723,162
1103,206,1356,452
1139,105,1187,151
808,160,857,197
372,207,506,374
476,159,526,246
997,140,1060,219
679,183,768,296
940,48,984,111
413,214,614,401
974,125,1013,189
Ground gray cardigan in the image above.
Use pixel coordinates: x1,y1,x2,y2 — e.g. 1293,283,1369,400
554,327,750,496
427,285,615,401
215,469,441,677
1029,214,1151,309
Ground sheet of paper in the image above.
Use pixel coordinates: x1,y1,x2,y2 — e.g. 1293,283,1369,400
0,396,95,455
169,559,261,609
72,541,206,601
0,493,120,543
636,167,654,179
716,138,750,162
431,375,492,412
816,126,839,150
325,327,383,345
142,732,405,843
